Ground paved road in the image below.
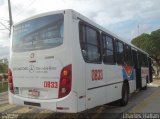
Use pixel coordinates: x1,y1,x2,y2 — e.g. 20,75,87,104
0,80,160,119
93,79,160,119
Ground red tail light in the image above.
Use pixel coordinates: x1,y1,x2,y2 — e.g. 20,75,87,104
58,64,72,98
8,68,14,93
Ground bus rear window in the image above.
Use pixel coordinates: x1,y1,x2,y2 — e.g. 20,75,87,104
13,14,64,52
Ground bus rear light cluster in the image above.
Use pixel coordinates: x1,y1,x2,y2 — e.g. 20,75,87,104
58,64,72,98
8,68,14,94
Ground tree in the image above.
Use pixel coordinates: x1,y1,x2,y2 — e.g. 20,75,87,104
0,63,8,74
150,29,160,64
131,29,160,78
131,33,152,54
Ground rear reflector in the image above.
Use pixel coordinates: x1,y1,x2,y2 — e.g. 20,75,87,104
57,107,69,110
29,60,36,63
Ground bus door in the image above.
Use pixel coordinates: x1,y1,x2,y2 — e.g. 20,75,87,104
132,50,141,90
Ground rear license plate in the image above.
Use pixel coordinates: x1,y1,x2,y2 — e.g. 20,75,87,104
28,89,40,97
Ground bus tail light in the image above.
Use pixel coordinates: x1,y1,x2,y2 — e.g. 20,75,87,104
58,64,72,98
8,68,14,94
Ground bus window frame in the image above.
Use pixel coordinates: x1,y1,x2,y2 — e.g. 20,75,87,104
115,39,125,65
79,21,102,64
124,44,133,66
102,33,116,65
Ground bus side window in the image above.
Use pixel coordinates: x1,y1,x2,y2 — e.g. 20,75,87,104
140,53,148,67
102,34,115,64
116,40,125,65
125,44,133,66
79,22,101,63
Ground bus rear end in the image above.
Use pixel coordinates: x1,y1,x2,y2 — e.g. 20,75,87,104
8,11,77,113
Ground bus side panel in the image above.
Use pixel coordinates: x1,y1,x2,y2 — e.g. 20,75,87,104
106,83,123,103
129,80,136,94
56,92,78,113
85,65,123,109
85,64,106,109
141,67,149,87
128,69,136,93
105,65,123,103
87,87,106,109
71,17,86,112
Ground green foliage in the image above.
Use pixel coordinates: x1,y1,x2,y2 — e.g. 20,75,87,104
0,63,8,73
131,29,160,63
0,82,8,93
150,29,160,57
131,33,152,54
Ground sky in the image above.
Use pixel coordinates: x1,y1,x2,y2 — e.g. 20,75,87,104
0,0,160,58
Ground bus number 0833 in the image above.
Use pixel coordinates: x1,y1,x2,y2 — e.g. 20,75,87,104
44,81,58,88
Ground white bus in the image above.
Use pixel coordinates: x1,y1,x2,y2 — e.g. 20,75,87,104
8,9,152,113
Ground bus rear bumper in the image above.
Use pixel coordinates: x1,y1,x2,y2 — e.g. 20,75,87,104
9,91,78,113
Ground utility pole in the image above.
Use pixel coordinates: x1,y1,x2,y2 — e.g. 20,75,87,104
8,0,13,35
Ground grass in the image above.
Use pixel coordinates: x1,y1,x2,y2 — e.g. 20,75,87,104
0,81,8,93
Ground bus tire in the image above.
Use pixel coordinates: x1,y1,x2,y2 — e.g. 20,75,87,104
120,83,129,106
142,85,147,90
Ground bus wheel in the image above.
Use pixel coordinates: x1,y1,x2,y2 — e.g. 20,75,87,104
142,85,147,90
120,83,129,106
